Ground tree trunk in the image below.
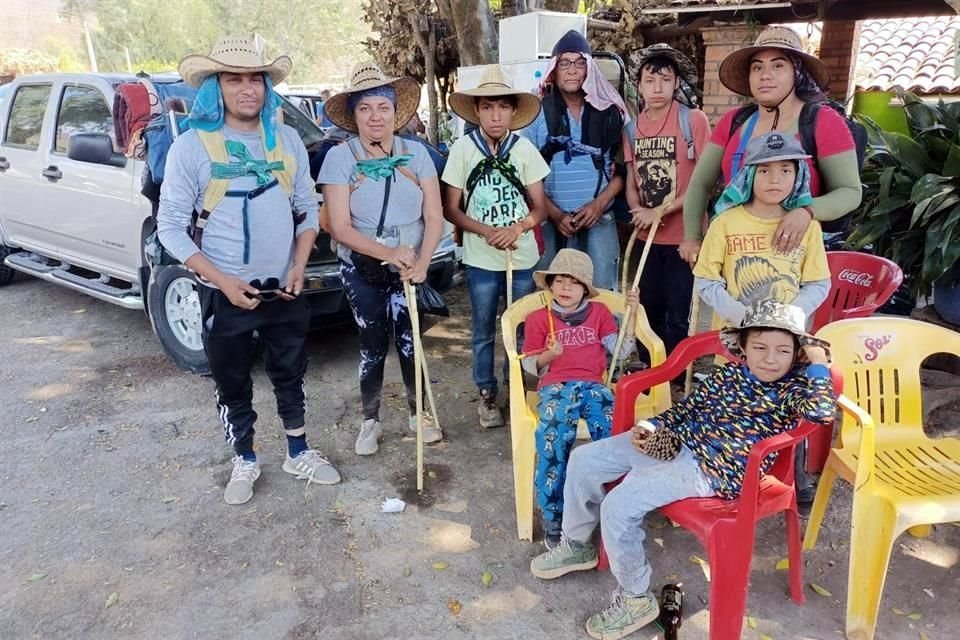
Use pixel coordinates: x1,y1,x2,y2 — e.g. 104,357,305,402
541,0,578,12
409,13,439,145
436,0,497,66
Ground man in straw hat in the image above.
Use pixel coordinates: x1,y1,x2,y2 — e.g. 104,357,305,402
680,25,862,267
442,64,549,428
523,30,630,291
530,299,835,640
157,36,340,505
623,43,711,358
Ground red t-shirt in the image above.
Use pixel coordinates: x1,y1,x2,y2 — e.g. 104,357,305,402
525,301,619,389
711,105,856,195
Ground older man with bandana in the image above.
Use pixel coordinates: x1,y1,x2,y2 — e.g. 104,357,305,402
158,36,340,506
523,30,630,291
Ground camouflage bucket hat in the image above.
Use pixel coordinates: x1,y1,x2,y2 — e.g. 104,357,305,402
720,299,830,360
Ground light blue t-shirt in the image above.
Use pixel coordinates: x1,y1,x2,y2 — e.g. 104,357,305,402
522,108,614,213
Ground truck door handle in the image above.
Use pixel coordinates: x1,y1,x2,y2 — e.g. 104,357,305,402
0,157,9,171
42,165,63,181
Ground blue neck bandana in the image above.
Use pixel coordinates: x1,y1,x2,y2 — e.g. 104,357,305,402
187,73,284,151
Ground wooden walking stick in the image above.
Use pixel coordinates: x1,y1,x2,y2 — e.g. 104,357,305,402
403,279,426,491
605,200,673,386
505,247,514,309
620,225,639,294
684,290,701,397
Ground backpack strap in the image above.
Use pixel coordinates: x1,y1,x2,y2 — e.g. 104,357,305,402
462,130,528,215
677,103,696,161
798,101,821,164
730,110,759,178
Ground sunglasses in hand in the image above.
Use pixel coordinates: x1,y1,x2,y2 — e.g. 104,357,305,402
245,277,298,302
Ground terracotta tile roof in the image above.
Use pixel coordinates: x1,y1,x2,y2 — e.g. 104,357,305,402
855,17,960,94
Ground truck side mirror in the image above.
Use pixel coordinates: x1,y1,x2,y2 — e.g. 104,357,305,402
67,133,127,168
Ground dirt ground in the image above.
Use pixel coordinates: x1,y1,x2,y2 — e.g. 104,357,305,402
1,275,959,640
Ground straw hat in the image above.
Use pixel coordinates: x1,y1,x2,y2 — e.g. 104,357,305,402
533,249,599,299
449,65,542,130
323,62,421,134
719,299,830,360
718,26,830,97
178,36,292,88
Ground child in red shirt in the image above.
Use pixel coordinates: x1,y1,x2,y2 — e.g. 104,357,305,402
523,249,638,548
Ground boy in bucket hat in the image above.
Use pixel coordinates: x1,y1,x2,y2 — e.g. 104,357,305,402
530,299,835,640
522,249,639,549
158,36,339,505
443,64,550,429
693,131,831,327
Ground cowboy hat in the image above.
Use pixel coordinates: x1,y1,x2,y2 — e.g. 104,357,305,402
634,43,698,86
178,35,292,88
718,26,830,97
323,62,421,134
449,65,542,131
533,249,599,299
719,299,830,361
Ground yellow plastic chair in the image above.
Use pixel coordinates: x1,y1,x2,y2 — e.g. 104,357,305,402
501,289,670,541
802,317,960,640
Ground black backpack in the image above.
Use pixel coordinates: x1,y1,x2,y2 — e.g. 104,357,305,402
729,99,867,232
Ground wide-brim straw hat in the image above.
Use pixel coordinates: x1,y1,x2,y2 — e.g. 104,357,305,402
719,26,830,97
634,43,698,86
533,249,599,299
178,36,292,88
323,62,421,134
449,64,542,130
719,299,830,360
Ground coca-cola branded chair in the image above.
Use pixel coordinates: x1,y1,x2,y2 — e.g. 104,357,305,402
811,252,903,333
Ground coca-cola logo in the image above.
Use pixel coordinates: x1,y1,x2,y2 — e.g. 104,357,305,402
839,269,874,287
863,334,892,362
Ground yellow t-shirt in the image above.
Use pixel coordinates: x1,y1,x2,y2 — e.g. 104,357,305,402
693,204,830,308
442,133,550,271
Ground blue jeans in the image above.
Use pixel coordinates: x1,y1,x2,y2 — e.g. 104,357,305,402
538,211,620,291
466,265,536,394
535,381,614,529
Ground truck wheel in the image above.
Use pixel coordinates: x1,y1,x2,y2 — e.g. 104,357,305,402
0,245,16,286
147,265,210,375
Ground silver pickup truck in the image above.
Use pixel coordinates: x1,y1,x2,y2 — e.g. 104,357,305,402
0,73,459,374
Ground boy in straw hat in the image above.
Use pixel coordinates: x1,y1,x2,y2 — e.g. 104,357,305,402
158,36,340,506
531,298,835,640
523,249,638,549
442,64,550,429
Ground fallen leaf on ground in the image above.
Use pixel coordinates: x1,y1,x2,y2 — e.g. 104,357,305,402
446,598,462,615
432,561,449,570
654,538,664,548
105,592,119,608
161,496,180,504
27,573,47,582
919,632,929,640
810,583,832,597
775,558,790,571
892,608,906,615
746,615,758,629
923,588,934,599
759,634,774,640
689,555,711,581
428,470,437,478
481,571,494,587
402,566,412,577
907,613,922,621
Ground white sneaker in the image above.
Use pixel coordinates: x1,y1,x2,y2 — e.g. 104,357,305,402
355,418,382,456
282,449,341,485
408,412,443,444
224,456,260,505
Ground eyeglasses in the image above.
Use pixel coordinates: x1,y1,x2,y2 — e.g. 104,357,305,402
246,277,285,302
556,58,587,70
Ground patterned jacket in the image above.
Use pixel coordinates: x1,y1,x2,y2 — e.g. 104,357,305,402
649,361,835,498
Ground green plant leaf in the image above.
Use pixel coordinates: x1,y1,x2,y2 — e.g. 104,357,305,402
809,583,832,597
881,130,932,178
943,143,960,178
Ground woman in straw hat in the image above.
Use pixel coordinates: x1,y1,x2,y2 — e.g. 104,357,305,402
317,62,445,456
679,25,862,267
158,36,340,505
441,64,550,429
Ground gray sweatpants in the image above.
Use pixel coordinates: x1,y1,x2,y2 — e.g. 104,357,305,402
562,432,715,595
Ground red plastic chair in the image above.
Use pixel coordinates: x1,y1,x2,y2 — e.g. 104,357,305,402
810,251,904,332
598,331,835,640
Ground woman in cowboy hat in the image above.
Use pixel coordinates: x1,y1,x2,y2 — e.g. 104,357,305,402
317,62,445,456
441,64,550,429
679,25,862,267
158,36,340,505
530,298,834,640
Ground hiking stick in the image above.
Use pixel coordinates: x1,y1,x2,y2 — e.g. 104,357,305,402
403,279,425,491
505,248,514,309
605,201,672,386
684,289,701,397
620,225,639,294
414,313,441,434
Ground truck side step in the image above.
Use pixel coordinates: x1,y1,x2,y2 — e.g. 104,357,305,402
5,253,144,310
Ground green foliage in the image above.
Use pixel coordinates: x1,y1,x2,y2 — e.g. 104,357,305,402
847,89,960,296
